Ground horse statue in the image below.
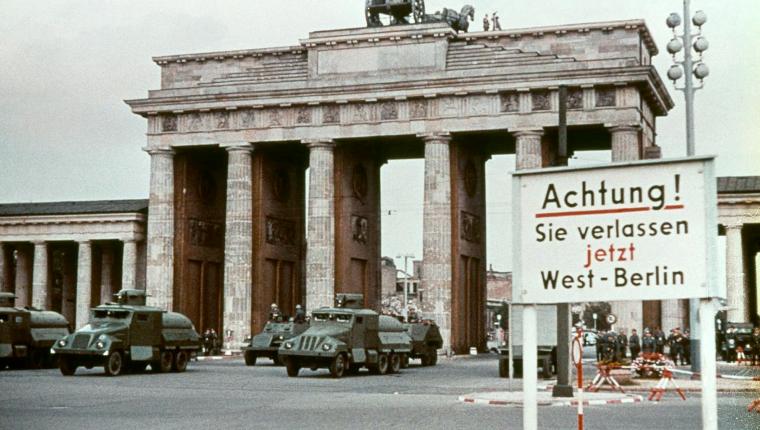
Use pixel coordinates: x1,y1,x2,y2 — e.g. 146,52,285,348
423,4,475,33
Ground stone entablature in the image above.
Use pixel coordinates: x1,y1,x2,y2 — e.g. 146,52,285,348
0,213,146,242
126,20,672,149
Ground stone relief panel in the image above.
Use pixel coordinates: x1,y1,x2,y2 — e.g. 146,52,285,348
460,211,482,244
351,215,369,245
296,107,312,125
161,114,177,132
409,99,428,119
380,102,398,121
239,109,256,129
438,97,460,117
189,219,224,248
214,111,229,129
187,112,204,131
595,87,616,107
267,109,283,127
568,88,583,109
323,105,340,124
531,90,551,111
500,92,519,112
265,216,296,246
467,95,491,116
353,103,370,122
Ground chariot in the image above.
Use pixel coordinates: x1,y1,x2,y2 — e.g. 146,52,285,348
366,0,425,27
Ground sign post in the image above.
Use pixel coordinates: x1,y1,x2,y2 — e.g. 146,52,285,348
512,157,719,430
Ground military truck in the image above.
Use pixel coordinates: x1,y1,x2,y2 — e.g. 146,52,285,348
402,319,442,366
0,292,70,370
242,318,309,366
278,294,412,378
51,289,201,376
497,304,557,379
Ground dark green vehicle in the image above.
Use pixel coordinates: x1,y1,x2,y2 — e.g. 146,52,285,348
278,294,412,378
242,319,309,366
403,319,442,366
51,289,200,376
0,292,70,370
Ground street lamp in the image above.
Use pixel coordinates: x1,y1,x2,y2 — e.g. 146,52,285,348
665,0,709,374
396,253,415,319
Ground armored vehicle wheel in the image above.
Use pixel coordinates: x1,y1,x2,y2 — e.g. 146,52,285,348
420,353,430,366
329,353,347,378
346,364,361,375
371,352,389,375
244,351,256,366
173,350,189,372
388,353,401,374
153,350,174,373
285,358,300,377
274,354,284,366
59,358,77,376
104,351,124,376
27,349,45,369
427,348,438,366
400,354,409,369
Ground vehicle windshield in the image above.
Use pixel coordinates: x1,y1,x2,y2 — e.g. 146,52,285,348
91,309,132,321
312,313,352,323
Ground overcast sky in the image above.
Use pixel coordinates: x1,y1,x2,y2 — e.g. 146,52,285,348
1,0,758,270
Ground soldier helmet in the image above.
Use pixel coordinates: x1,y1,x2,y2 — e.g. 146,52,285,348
296,304,302,309
271,303,278,308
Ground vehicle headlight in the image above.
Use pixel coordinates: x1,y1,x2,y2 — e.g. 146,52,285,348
57,339,67,347
95,341,105,349
322,343,332,351
278,335,284,340
284,341,293,349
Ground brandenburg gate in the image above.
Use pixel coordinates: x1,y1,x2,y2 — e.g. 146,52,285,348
126,20,673,353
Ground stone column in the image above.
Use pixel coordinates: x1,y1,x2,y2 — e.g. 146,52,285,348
145,148,175,309
31,241,49,310
513,130,543,170
725,223,747,322
609,125,641,162
14,247,31,307
100,244,114,304
222,144,254,350
121,239,138,291
305,139,335,311
420,133,453,353
76,241,93,330
61,251,77,324
0,243,6,292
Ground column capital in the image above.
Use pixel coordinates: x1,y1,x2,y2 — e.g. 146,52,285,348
511,129,544,138
77,240,92,246
142,146,175,156
221,142,254,153
723,222,744,231
417,132,451,143
606,124,641,133
303,139,335,150
32,240,47,247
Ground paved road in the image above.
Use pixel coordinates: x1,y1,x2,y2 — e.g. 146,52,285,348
1,355,758,430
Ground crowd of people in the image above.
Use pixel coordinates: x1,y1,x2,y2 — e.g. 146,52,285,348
594,327,691,364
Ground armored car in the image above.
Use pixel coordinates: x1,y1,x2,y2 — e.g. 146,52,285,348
52,289,200,376
278,294,412,378
0,292,70,369
403,319,443,366
242,318,309,366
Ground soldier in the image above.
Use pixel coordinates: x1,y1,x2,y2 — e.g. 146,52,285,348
682,328,691,365
654,327,666,354
671,328,684,365
604,331,617,361
752,327,760,366
294,304,306,324
666,329,677,359
616,329,628,361
629,329,641,358
492,12,502,31
407,306,420,323
641,329,656,354
482,14,489,31
595,330,605,361
269,303,282,322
